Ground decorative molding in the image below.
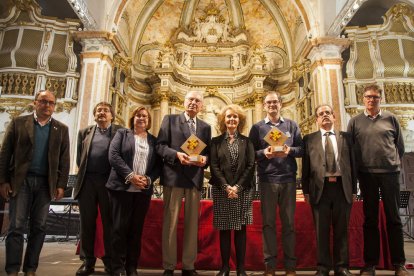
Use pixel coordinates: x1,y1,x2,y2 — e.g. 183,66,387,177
66,0,97,30
304,37,350,62
150,90,184,108
236,91,264,108
73,31,123,54
328,0,368,36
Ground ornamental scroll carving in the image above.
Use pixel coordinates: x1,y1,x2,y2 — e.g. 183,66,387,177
177,1,247,44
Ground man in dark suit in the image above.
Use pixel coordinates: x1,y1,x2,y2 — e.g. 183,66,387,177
0,90,70,276
74,102,122,276
302,104,356,276
156,90,211,276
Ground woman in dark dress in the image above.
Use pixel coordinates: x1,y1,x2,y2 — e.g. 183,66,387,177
209,104,255,276
106,106,161,276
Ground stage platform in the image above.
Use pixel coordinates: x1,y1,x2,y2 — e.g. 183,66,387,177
1,240,414,276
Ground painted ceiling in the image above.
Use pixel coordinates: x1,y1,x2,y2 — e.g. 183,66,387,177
116,0,304,63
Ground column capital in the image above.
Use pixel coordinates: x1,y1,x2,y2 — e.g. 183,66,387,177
73,31,121,61
304,37,350,64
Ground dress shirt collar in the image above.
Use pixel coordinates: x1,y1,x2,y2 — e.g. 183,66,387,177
264,116,284,126
364,109,382,119
96,123,112,133
184,112,197,126
33,112,52,127
320,128,335,136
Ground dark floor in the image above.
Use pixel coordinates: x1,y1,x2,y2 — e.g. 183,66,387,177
0,238,414,276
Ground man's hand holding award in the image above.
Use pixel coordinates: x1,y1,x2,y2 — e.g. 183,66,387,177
263,127,290,159
179,134,207,167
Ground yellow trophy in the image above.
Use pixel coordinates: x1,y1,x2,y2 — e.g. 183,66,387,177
263,127,288,152
180,134,207,162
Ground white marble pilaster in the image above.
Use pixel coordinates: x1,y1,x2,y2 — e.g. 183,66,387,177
307,38,349,130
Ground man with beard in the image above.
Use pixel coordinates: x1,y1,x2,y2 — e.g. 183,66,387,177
74,102,122,275
302,104,356,276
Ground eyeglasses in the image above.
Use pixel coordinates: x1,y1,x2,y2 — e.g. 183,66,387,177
317,110,333,117
37,99,56,106
364,95,381,100
186,97,202,103
135,114,148,118
96,108,111,113
265,100,280,105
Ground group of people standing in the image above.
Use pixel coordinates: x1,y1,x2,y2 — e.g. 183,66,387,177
0,85,409,276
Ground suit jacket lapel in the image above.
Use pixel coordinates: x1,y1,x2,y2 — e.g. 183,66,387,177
84,126,96,158
315,132,324,163
126,130,135,161
195,118,203,138
146,134,154,170
179,113,191,140
110,124,120,140
219,135,232,168
48,119,59,154
337,131,343,162
25,115,34,145
236,137,246,175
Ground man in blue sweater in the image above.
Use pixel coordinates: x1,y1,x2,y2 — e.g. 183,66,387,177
249,91,303,276
347,84,408,276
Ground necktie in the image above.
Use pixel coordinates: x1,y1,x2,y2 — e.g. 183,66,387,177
324,132,337,174
189,118,196,135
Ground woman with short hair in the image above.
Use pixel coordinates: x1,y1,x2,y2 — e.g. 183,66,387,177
106,106,161,276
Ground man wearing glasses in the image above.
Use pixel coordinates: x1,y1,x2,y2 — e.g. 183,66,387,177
347,84,408,276
0,90,70,276
249,91,303,276
302,104,356,276
74,102,122,275
156,90,211,276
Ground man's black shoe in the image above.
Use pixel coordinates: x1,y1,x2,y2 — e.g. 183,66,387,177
360,266,375,276
315,269,329,276
182,270,198,276
335,268,353,276
127,269,138,276
76,263,95,276
163,270,174,276
112,272,126,276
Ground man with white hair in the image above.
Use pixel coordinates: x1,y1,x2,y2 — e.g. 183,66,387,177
157,91,211,276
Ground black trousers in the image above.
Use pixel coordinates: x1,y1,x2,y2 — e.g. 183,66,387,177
219,225,246,271
108,190,151,274
78,174,112,267
311,178,351,272
359,172,405,266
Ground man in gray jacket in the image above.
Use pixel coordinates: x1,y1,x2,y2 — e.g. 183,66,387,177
74,102,122,276
347,84,408,276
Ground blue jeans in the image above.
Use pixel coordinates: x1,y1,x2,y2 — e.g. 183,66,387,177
5,176,51,274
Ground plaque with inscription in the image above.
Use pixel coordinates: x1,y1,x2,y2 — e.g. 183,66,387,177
192,55,232,69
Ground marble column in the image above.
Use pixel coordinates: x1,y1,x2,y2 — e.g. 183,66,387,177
72,32,119,171
306,38,349,131
73,32,119,131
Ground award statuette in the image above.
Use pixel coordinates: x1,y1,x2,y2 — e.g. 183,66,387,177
180,134,207,162
263,127,288,152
